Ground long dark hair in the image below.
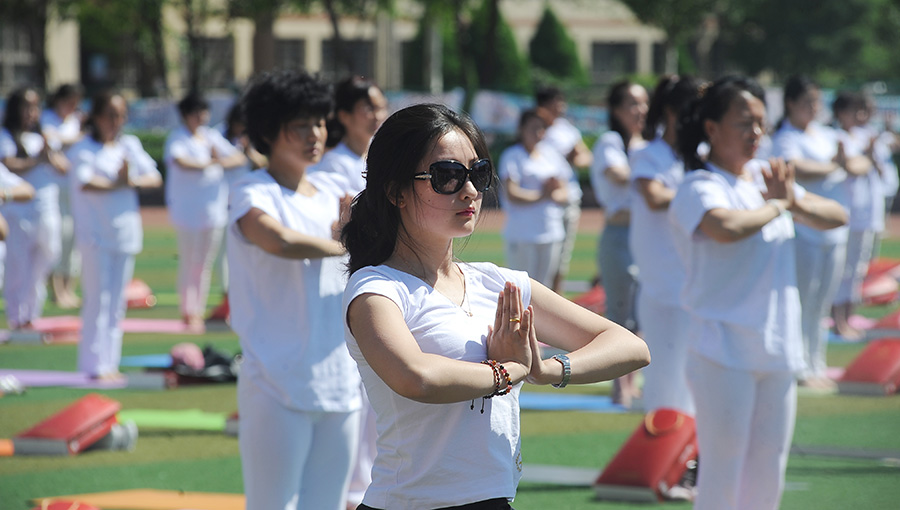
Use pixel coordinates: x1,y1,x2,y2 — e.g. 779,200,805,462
777,75,817,130
326,75,380,148
679,75,766,171
607,80,642,151
48,83,82,110
643,75,705,146
342,103,490,274
85,89,122,143
2,86,41,158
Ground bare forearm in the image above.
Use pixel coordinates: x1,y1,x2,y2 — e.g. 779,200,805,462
700,205,783,243
791,194,848,230
792,159,839,179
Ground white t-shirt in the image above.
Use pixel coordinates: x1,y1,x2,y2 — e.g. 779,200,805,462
590,131,635,215
840,126,884,232
41,110,82,147
669,162,804,372
164,125,238,229
310,141,367,195
498,142,567,243
343,262,531,510
771,121,850,245
227,169,361,412
221,132,253,191
68,135,160,254
628,138,685,305
873,128,900,199
0,161,26,204
542,117,584,203
0,128,60,218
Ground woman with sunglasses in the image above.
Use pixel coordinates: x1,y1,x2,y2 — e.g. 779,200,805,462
341,103,649,510
498,109,570,287
68,90,162,380
670,76,846,510
228,70,359,510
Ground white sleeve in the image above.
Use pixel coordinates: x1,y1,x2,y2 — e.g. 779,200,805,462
228,179,278,226
121,135,161,179
208,128,240,156
669,175,732,238
344,269,410,326
0,163,24,187
0,131,17,159
498,147,521,182
71,144,97,185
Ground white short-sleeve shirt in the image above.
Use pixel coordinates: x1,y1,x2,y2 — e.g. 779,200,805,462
0,128,60,218
543,117,585,203
343,262,531,510
309,141,367,196
628,138,685,305
67,135,160,254
771,121,850,245
590,131,634,215
164,125,238,229
669,162,804,372
227,169,360,412
498,143,567,243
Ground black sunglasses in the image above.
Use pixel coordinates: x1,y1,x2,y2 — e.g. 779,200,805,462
413,159,494,195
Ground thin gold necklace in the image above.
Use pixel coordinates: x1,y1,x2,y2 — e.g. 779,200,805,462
458,264,473,317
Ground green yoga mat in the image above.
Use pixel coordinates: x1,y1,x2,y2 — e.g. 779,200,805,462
118,409,228,431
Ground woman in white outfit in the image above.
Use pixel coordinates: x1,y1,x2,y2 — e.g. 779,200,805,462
499,109,570,287
670,75,847,510
342,103,649,510
69,91,162,379
831,91,881,341
164,92,246,330
590,80,648,406
309,75,388,510
1,87,68,329
771,76,867,386
228,70,360,510
0,164,37,283
42,83,84,308
629,75,704,415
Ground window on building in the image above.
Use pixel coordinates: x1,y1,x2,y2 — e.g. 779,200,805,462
275,39,306,70
0,22,37,96
321,39,374,80
653,43,667,75
591,42,637,84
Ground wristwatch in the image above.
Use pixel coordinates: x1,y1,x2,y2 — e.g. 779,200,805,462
551,354,571,389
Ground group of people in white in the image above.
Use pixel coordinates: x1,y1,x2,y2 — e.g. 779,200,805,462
0,68,894,510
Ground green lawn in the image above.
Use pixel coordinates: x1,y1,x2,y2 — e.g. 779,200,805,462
1,217,899,509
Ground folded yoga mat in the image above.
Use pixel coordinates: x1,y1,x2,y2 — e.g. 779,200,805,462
0,369,168,390
518,392,625,413
117,409,228,431
34,489,244,510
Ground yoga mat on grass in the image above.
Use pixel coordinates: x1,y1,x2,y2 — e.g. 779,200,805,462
34,489,244,510
0,369,169,390
120,354,173,368
117,409,228,431
518,392,625,413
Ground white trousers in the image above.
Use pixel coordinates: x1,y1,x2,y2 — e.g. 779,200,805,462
688,354,797,510
636,291,695,415
347,384,377,506
505,240,561,287
175,226,223,317
77,246,134,376
835,229,876,305
598,224,637,331
238,375,360,510
794,239,845,379
3,212,61,328
53,189,81,277
557,201,581,276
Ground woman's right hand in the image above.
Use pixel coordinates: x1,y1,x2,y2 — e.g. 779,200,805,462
486,282,532,381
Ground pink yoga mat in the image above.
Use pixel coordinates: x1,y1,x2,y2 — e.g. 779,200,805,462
0,369,127,389
30,316,201,334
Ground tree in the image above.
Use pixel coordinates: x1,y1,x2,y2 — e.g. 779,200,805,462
618,0,717,74
468,0,531,95
528,6,587,87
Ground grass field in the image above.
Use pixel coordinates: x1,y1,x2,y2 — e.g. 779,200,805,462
1,210,900,509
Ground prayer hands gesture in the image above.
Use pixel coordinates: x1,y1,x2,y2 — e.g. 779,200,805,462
763,157,796,210
486,282,533,379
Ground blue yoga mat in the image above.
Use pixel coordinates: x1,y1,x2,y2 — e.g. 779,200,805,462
518,392,625,413
119,354,173,368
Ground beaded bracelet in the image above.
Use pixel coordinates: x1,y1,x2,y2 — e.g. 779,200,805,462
471,360,513,413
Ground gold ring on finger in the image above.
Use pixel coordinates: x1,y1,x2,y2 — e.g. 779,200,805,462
509,317,521,323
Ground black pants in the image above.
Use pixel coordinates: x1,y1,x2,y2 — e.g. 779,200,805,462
357,497,514,510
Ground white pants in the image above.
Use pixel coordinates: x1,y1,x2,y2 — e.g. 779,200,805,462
636,291,695,415
688,353,797,510
3,212,61,328
557,201,581,276
598,224,637,331
53,189,81,277
77,246,134,376
238,375,360,510
835,229,876,305
175,226,223,317
347,384,377,506
505,240,561,287
794,239,845,379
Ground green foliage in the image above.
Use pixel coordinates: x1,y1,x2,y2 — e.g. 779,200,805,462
468,0,531,95
528,6,587,87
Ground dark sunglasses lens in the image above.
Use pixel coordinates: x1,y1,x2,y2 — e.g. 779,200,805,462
470,160,493,191
431,162,468,194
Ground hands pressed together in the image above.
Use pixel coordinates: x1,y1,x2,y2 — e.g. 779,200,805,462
762,157,796,211
485,282,562,387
